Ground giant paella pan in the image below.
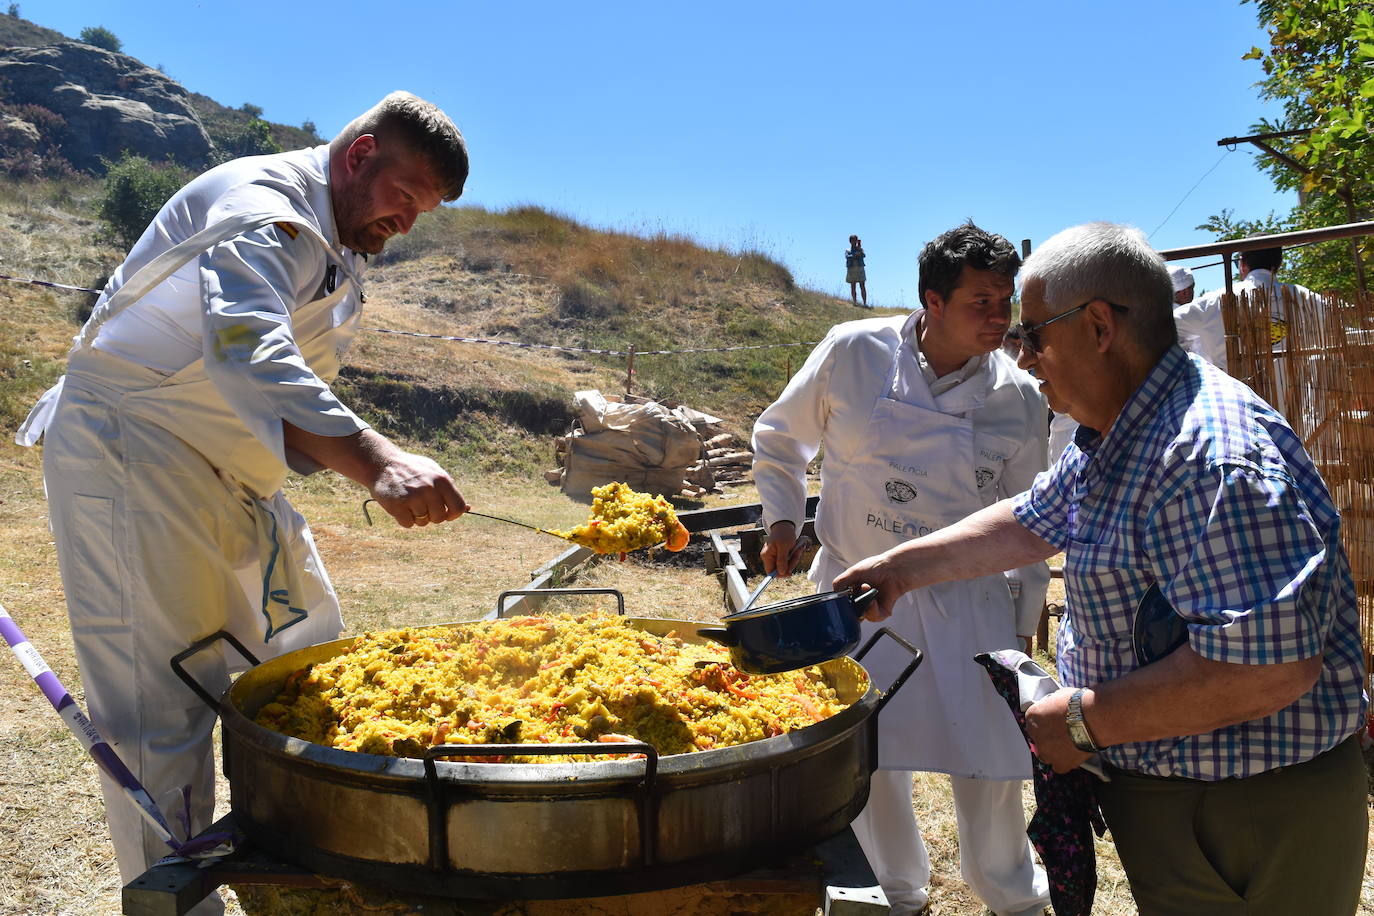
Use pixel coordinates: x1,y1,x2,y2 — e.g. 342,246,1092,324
174,589,921,899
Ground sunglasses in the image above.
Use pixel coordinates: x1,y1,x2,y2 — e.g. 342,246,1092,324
1007,299,1128,355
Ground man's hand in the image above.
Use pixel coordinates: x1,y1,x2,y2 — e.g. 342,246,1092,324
369,450,470,528
1024,686,1095,774
832,548,923,622
282,425,470,528
760,521,800,577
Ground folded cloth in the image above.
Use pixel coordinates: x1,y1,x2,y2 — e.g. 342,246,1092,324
975,650,1107,916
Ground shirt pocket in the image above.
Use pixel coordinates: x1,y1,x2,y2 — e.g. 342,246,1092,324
1062,537,1153,645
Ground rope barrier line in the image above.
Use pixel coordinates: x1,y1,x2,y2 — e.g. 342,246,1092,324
0,273,102,294
363,326,820,357
0,274,820,357
363,326,626,355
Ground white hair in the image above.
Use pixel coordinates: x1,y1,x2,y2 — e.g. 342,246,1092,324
1022,222,1177,350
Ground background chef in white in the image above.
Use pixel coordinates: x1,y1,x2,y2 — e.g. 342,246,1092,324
1170,262,1229,371
17,91,470,908
752,222,1051,916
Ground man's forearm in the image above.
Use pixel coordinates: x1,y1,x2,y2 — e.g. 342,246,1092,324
1024,645,1324,772
887,500,1056,587
1083,645,1324,746
283,423,395,487
834,500,1056,619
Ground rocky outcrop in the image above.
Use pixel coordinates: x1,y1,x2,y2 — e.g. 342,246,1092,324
0,41,212,171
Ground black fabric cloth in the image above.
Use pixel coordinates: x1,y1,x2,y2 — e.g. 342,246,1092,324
975,652,1107,916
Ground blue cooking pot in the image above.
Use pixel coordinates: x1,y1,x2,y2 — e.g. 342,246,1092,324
696,587,879,675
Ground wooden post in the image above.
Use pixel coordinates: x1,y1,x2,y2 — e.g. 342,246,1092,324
625,344,635,397
1021,239,1032,258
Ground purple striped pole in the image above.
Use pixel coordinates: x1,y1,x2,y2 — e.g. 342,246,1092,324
0,601,232,857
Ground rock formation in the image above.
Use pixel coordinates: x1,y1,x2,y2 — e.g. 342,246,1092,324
0,41,212,170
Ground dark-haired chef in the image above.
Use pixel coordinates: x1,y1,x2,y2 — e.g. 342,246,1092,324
752,222,1051,916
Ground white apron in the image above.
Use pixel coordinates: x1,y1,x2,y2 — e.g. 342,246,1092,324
19,209,358,653
810,337,1030,779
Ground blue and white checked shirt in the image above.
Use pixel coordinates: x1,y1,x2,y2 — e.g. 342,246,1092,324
1013,346,1367,780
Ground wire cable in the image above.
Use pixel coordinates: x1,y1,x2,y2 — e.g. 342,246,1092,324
1148,149,1233,240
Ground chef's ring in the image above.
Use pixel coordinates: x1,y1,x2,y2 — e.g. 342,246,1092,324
414,513,429,520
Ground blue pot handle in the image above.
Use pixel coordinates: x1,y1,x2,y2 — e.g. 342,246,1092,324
849,586,879,615
695,626,738,647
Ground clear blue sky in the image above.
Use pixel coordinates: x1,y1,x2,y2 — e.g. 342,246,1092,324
25,0,1291,307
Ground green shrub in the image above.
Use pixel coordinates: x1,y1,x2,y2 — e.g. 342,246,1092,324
208,118,281,165
97,152,191,249
78,25,121,52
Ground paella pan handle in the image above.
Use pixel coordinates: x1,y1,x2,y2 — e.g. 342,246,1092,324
495,587,626,618
170,630,263,711
421,742,660,869
854,627,924,717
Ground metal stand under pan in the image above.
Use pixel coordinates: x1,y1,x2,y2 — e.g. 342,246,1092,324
121,818,885,915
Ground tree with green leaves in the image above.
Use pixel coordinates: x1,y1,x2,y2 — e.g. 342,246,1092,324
208,117,282,166
78,25,122,52
1203,0,1374,295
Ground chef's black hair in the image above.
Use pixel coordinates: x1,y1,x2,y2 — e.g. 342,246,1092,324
1241,247,1283,272
918,221,1020,308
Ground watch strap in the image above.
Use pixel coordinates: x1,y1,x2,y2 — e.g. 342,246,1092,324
1066,687,1102,753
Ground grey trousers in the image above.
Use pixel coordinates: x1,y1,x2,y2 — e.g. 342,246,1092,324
1097,735,1368,916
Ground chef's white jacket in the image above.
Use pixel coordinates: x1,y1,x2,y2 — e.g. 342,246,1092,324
1176,268,1319,373
92,145,370,448
752,313,1049,647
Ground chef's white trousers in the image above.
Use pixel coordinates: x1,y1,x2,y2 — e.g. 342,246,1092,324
851,769,1049,916
42,385,268,915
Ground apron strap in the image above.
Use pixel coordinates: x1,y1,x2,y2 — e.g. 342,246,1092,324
78,211,362,349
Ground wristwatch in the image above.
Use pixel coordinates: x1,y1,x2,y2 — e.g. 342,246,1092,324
1065,687,1103,753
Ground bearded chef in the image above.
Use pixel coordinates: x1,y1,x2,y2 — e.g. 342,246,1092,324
752,222,1051,916
17,91,470,908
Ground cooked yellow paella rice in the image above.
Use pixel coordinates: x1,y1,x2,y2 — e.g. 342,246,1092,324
253,613,861,762
550,482,691,555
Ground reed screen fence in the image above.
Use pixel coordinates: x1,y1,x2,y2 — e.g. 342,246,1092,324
1223,287,1374,679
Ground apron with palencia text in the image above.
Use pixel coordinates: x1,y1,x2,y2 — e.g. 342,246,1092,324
810,330,1030,778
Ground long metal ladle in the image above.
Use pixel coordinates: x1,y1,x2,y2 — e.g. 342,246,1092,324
738,535,812,615
361,499,576,543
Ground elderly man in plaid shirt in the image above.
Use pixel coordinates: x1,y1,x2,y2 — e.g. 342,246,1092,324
836,222,1368,916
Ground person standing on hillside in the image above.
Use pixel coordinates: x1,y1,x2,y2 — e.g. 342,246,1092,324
835,222,1367,916
754,222,1051,916
846,233,869,306
16,91,471,909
